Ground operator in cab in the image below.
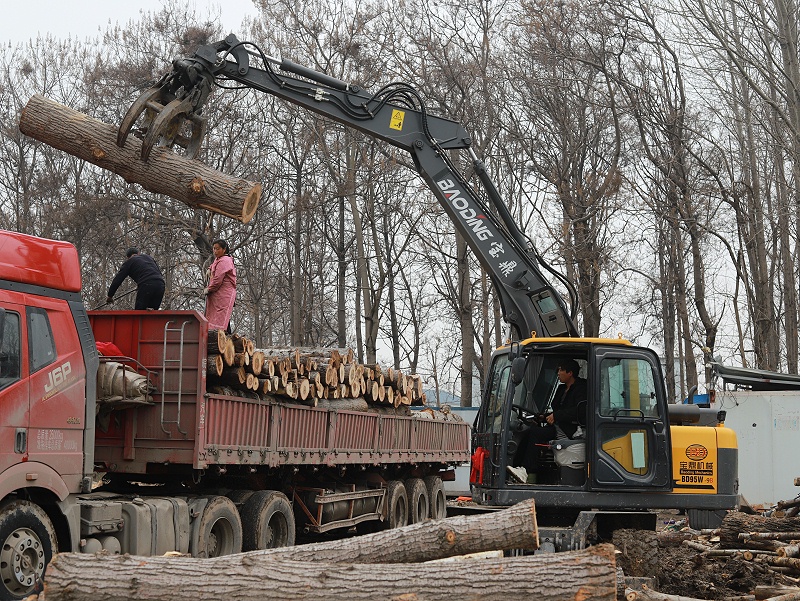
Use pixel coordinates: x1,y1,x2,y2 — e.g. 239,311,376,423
513,359,586,482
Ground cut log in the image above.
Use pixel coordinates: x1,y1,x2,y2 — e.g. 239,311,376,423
207,354,224,377
625,586,714,601
762,593,800,601
223,340,236,367
208,366,246,388
297,378,311,401
315,397,370,412
19,95,261,223
230,334,255,355
246,373,258,391
207,329,229,354
250,351,265,376
44,545,616,601
257,377,272,394
231,352,249,368
744,533,800,542
756,586,800,600
720,512,800,547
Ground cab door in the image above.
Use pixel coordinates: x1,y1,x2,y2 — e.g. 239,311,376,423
589,346,671,491
0,302,29,473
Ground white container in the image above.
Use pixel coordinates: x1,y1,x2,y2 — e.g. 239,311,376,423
718,389,800,506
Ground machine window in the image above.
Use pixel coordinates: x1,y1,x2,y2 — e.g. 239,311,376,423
483,354,512,432
28,308,56,373
599,358,660,418
0,311,21,389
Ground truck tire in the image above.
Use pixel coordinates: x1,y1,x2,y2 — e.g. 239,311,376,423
424,476,446,520
225,489,255,507
405,478,429,524
611,528,659,578
192,496,242,558
385,480,408,529
239,491,295,550
0,500,57,601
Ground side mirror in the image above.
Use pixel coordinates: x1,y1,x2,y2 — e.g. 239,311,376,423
511,357,526,385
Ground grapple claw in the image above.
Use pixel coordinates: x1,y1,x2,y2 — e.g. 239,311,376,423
117,87,163,149
118,78,208,161
140,95,206,161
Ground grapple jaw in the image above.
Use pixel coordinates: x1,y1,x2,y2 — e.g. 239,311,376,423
117,59,213,161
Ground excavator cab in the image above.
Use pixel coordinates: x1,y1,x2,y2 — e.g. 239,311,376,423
471,338,673,507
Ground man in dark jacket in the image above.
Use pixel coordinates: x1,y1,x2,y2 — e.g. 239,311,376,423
107,247,165,310
514,358,587,476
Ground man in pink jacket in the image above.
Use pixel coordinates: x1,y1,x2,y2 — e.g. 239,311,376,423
204,239,237,332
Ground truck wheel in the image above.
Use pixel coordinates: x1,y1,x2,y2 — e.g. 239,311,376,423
405,478,429,524
240,491,295,550
192,496,242,558
385,480,408,529
225,489,255,507
0,500,57,601
611,528,659,578
424,476,446,520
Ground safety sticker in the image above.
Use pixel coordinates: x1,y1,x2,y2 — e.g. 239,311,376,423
390,109,405,131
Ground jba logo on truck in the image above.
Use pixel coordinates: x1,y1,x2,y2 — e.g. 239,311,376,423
43,361,73,400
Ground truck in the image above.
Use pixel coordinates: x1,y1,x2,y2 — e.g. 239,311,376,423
116,33,739,558
0,230,470,600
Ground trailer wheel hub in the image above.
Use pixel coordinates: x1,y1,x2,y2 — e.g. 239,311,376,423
1,527,45,590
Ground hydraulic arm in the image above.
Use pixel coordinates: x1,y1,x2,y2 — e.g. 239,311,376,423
118,34,578,339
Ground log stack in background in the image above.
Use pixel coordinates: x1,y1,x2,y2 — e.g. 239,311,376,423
205,330,435,413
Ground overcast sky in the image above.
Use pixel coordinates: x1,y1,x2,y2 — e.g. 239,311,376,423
0,0,258,46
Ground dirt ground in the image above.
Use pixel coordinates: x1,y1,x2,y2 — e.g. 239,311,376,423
656,545,781,599
633,512,794,600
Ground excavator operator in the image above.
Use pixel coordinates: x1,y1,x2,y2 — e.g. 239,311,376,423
513,359,587,482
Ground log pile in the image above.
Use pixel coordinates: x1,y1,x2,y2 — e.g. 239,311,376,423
205,330,431,410
33,499,622,601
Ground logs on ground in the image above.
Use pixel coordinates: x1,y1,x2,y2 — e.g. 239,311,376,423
40,499,618,601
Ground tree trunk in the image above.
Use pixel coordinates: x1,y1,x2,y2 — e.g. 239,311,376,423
44,544,616,601
19,95,261,223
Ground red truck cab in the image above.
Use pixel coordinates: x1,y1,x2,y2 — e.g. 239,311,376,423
0,231,96,499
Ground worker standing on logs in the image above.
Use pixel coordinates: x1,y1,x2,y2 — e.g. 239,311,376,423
107,247,165,310
204,239,237,333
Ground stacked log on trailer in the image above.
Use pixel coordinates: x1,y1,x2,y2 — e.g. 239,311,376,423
205,330,432,410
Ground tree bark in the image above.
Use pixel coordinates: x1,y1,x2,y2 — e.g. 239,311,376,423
720,512,800,547
19,95,261,223
44,544,616,601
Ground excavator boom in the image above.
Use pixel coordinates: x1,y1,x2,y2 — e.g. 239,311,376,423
118,34,578,339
